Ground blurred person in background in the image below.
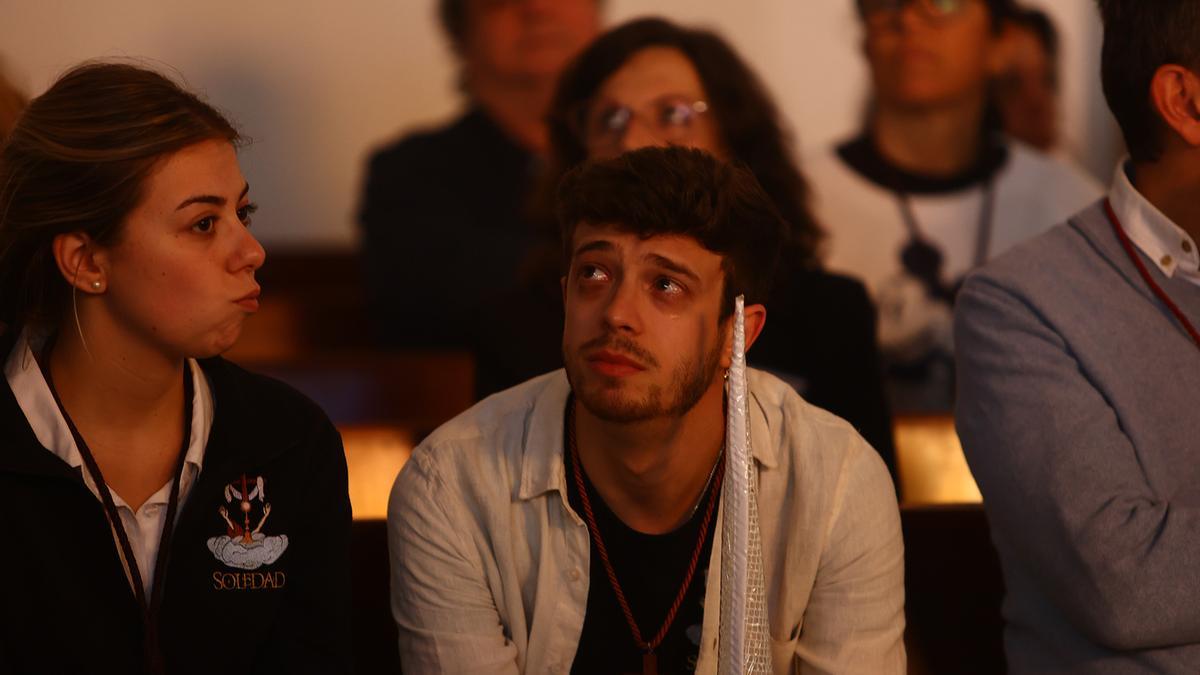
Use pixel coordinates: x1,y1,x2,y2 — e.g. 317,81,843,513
358,0,600,349
994,5,1061,153
807,0,1102,412
474,17,898,478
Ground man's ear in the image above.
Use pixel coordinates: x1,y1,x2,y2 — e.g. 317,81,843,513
52,232,108,294
719,303,767,370
743,303,767,351
1150,64,1200,149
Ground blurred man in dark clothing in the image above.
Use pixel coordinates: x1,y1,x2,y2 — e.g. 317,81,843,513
359,0,600,348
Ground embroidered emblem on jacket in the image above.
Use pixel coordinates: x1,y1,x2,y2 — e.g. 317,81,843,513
206,474,289,570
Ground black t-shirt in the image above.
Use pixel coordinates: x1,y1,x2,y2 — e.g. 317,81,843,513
566,441,718,675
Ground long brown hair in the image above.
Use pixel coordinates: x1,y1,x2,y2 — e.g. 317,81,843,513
0,61,240,333
546,17,824,270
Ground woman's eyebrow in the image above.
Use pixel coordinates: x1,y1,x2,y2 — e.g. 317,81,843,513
175,182,251,210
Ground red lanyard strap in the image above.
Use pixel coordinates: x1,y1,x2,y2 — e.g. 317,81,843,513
41,357,194,675
568,400,723,675
1104,199,1200,351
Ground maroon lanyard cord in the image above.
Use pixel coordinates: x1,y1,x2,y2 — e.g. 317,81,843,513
1103,199,1200,351
567,398,723,674
41,357,193,675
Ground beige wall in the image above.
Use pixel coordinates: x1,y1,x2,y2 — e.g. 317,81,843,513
1,0,1119,247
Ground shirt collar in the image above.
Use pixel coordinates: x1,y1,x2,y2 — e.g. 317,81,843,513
836,132,1010,195
1110,160,1200,281
517,370,777,501
3,328,212,501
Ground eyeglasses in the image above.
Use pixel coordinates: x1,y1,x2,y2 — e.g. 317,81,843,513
573,95,711,153
860,0,970,22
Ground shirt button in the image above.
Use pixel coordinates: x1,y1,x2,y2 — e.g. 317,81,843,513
1162,254,1174,267
1184,240,1194,254
567,568,581,582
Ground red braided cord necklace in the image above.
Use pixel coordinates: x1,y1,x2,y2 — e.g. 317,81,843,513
567,402,724,675
1104,199,1200,350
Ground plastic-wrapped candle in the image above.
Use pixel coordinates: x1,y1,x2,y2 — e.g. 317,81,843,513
718,295,771,674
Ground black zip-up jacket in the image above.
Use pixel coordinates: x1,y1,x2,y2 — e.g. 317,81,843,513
0,334,352,674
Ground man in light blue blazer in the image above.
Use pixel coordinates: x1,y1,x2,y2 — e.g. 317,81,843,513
955,1,1200,672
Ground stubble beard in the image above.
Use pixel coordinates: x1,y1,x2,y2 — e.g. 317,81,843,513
564,333,724,424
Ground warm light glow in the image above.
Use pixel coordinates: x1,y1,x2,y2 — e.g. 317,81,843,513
341,424,414,520
341,417,982,514
895,415,982,505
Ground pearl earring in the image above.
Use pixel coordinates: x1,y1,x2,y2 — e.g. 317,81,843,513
91,280,102,291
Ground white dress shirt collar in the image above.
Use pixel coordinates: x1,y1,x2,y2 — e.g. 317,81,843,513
4,328,214,595
1110,161,1200,286
3,327,212,505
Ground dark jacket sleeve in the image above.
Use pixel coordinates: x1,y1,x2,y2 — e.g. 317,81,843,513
358,145,472,348
809,277,896,480
756,271,897,483
274,418,353,673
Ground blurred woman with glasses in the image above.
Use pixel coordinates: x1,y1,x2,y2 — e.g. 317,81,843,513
475,17,898,480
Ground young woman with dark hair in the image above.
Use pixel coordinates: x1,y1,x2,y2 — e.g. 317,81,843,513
0,62,351,674
546,17,823,268
476,18,897,477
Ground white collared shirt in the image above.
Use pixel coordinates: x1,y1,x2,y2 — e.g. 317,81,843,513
1110,161,1200,287
389,370,905,674
3,329,213,595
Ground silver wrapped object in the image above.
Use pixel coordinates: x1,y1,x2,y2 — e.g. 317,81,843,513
719,296,771,674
